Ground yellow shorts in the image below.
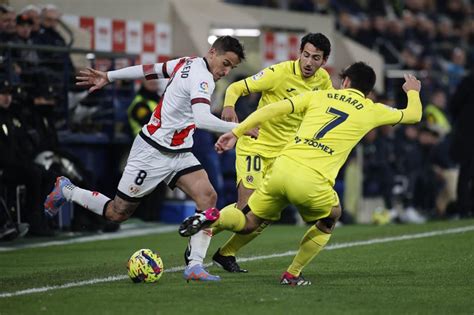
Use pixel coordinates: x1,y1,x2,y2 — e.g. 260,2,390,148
235,153,275,190
248,155,339,222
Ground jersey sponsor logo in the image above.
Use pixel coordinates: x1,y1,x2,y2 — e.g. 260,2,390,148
199,81,209,94
252,71,264,81
294,136,335,155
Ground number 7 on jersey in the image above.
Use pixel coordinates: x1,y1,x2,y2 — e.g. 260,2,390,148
314,107,349,139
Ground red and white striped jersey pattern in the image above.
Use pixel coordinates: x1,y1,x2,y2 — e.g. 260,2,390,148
141,57,215,152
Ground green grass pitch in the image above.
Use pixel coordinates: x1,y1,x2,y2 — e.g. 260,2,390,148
1,219,473,315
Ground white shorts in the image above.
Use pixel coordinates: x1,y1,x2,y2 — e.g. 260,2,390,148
117,135,202,202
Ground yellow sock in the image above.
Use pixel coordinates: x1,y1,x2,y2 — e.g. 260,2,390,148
287,225,331,276
211,203,236,236
219,222,269,257
210,203,246,232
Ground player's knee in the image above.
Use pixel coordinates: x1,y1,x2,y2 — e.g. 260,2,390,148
317,205,342,233
332,205,342,221
201,188,217,208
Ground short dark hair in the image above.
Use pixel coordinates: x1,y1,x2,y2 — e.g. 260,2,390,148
212,36,246,61
300,33,331,59
339,62,376,96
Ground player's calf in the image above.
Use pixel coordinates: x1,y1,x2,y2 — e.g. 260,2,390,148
105,198,138,223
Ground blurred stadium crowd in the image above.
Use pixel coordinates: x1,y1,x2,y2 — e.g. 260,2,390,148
1,1,473,240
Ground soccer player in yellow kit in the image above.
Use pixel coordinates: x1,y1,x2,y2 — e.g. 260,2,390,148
209,33,333,273
179,62,422,285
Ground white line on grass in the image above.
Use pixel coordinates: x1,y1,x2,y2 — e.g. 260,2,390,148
0,225,473,298
0,225,178,252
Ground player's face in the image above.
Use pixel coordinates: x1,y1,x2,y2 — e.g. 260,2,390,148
208,49,240,81
299,43,326,78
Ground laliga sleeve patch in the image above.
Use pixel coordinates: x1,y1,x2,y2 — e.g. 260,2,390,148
252,71,264,81
199,81,209,94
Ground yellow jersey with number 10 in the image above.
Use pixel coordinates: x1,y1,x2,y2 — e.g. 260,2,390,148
235,60,332,158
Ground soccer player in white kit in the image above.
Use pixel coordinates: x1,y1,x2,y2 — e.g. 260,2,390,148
44,36,252,281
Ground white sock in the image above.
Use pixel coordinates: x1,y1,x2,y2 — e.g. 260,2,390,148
187,228,212,267
62,185,111,216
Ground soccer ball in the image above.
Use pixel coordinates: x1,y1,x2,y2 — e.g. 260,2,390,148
127,249,164,283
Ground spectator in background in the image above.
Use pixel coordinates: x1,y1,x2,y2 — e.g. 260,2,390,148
446,47,466,93
33,4,75,83
313,0,331,14
386,18,405,53
449,70,474,219
362,129,396,214
19,5,41,37
393,125,424,220
11,14,41,78
127,80,160,137
415,14,437,52
436,16,460,59
424,89,451,136
413,125,441,219
0,4,16,42
430,130,458,218
27,79,60,152
443,0,468,29
0,76,55,236
401,10,417,42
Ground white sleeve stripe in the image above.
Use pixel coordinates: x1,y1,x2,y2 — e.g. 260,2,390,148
191,98,211,105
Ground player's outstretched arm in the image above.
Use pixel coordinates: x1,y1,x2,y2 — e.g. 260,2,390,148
399,73,423,124
76,64,146,93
